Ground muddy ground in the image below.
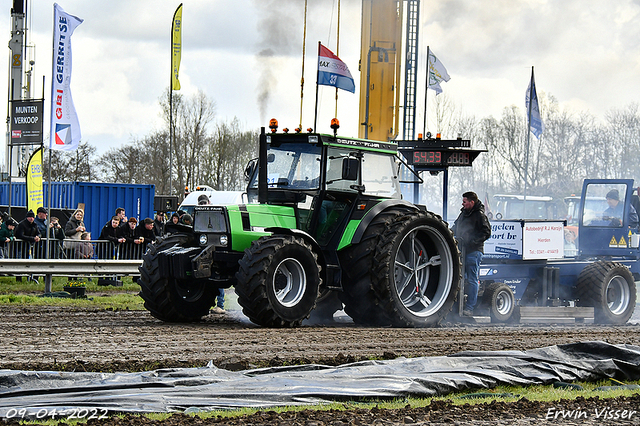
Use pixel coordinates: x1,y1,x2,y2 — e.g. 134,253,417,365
2,301,640,425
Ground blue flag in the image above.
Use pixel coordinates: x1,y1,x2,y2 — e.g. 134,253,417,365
525,69,544,139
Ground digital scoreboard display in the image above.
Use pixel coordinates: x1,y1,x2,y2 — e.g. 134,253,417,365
411,150,472,166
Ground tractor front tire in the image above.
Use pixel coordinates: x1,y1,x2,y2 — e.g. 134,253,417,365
235,235,321,327
372,211,461,327
576,261,636,324
138,234,218,322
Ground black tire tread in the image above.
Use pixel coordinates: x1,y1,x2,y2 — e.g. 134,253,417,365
372,211,460,327
576,261,636,324
337,209,408,325
235,235,321,328
138,234,215,322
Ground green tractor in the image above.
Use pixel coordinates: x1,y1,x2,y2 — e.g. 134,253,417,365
139,126,461,327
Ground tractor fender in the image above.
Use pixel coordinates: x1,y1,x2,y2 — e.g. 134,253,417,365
351,199,421,245
264,227,328,282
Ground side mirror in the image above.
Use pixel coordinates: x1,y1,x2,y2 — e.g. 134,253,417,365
342,158,359,181
244,158,257,182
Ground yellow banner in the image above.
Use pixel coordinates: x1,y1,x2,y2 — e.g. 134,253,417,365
171,4,183,91
26,147,44,213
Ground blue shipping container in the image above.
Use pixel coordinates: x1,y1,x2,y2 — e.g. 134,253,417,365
0,181,155,238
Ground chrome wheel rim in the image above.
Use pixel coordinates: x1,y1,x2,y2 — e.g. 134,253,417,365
606,275,630,315
393,225,454,317
273,258,306,307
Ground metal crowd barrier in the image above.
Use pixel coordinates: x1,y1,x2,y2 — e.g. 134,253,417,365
0,239,151,261
0,238,150,293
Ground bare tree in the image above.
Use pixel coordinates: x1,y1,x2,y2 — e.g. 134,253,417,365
98,145,144,184
43,141,98,181
201,118,257,191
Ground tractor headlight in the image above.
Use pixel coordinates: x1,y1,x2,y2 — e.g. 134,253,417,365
219,235,228,246
199,234,208,245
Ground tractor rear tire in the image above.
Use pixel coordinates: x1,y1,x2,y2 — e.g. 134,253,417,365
338,209,407,326
235,235,321,327
576,261,636,324
372,211,461,327
482,282,516,323
138,234,218,322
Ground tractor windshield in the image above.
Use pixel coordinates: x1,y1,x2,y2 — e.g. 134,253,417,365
249,142,322,191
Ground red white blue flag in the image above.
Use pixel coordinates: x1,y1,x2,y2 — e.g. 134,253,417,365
49,3,83,151
317,44,355,93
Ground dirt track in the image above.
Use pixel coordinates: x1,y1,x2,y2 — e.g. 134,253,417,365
3,302,640,425
2,304,640,373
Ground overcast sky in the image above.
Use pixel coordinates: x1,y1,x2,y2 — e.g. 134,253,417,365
2,0,640,162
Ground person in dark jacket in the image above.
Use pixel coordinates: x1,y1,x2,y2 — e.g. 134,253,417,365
34,207,48,235
120,217,139,258
451,191,491,316
65,209,86,240
0,217,17,258
47,216,66,258
15,210,41,259
153,212,165,237
99,216,126,244
135,218,157,251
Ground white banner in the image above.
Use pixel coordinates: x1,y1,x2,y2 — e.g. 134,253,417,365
522,222,564,260
49,3,83,151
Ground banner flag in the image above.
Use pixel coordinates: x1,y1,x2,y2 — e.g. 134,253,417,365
317,44,355,93
49,3,83,151
172,4,183,91
525,69,545,139
427,50,451,94
26,147,44,213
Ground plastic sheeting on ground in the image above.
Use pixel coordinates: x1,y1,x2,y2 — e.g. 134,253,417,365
0,341,639,418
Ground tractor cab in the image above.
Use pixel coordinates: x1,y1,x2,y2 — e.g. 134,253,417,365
577,179,640,257
246,128,403,247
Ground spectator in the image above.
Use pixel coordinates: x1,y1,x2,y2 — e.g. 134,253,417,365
34,207,48,235
65,209,86,239
64,209,86,252
197,194,210,205
48,216,65,239
47,216,65,258
212,289,226,314
99,216,126,259
135,218,156,251
33,207,50,257
0,217,17,258
170,212,180,225
121,217,141,258
100,216,126,244
102,207,127,230
115,207,127,228
153,212,165,237
181,213,193,226
122,217,138,241
15,210,41,259
75,232,94,259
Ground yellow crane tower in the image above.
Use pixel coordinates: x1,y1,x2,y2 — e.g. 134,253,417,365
358,0,403,142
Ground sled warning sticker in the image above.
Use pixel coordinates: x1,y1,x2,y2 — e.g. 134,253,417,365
618,236,627,248
609,235,618,248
